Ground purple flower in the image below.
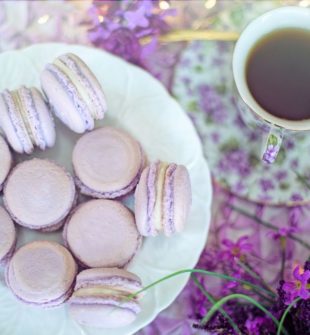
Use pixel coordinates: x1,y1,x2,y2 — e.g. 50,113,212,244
267,226,298,240
245,316,265,335
259,178,274,192
124,6,149,29
218,149,251,177
275,170,288,181
99,27,143,65
283,265,310,304
221,236,253,260
263,144,280,164
291,193,303,202
197,84,227,123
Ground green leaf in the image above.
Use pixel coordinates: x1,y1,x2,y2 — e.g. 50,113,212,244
279,183,289,190
220,138,240,152
268,134,278,146
194,65,203,73
187,100,198,112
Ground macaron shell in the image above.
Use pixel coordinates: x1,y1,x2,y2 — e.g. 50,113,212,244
41,68,91,133
0,92,30,154
31,88,55,148
69,303,137,328
169,165,192,234
66,53,107,117
134,166,149,236
4,158,76,230
73,127,144,198
64,199,141,268
6,241,77,306
0,207,16,264
0,136,12,190
76,267,142,286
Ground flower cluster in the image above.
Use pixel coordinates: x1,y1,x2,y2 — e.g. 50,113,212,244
88,0,175,68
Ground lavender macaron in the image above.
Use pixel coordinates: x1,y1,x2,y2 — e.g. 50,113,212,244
0,86,55,154
0,207,16,266
41,53,107,133
72,127,145,199
63,199,142,268
4,158,76,231
135,161,192,237
69,268,143,328
0,136,12,191
6,241,77,307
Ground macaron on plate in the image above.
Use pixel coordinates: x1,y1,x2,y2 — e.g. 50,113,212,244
0,44,212,335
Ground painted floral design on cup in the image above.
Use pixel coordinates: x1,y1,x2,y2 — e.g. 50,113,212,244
173,39,310,206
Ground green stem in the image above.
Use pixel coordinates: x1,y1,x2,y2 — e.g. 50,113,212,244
201,293,288,335
276,297,301,335
128,269,276,300
230,205,310,250
294,171,310,190
236,260,275,295
279,237,286,281
191,274,242,335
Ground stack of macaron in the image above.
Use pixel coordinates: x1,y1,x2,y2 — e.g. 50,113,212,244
0,52,192,329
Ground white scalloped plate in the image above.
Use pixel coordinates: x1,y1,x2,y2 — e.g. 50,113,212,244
0,43,212,335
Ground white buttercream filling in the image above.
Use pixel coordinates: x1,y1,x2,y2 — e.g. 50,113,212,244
73,286,136,298
11,91,35,144
54,59,97,119
153,163,168,231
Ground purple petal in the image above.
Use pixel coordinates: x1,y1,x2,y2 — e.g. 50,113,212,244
222,239,234,248
293,266,303,281
299,287,310,300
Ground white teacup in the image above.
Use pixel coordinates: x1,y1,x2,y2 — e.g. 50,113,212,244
232,6,310,163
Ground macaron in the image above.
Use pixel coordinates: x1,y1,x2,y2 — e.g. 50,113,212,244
41,53,107,133
6,241,77,307
0,86,55,154
135,161,192,237
72,127,145,199
4,158,76,231
63,199,142,268
0,135,12,191
0,207,16,265
69,268,143,328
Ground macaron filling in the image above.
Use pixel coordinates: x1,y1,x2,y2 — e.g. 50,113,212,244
46,64,93,130
1,90,32,153
163,164,177,236
145,162,159,236
19,87,46,149
58,54,106,119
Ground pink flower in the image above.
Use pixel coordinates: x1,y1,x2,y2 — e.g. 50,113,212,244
283,265,310,304
221,236,253,260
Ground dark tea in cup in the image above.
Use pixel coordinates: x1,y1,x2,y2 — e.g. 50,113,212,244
246,28,310,121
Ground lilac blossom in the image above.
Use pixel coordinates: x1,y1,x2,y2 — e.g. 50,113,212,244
218,149,251,177
197,84,227,123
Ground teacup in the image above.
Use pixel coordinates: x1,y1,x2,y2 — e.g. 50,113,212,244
232,6,310,164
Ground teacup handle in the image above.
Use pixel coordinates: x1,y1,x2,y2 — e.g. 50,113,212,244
262,127,283,164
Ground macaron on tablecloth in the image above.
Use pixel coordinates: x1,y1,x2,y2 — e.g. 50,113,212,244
0,43,211,335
